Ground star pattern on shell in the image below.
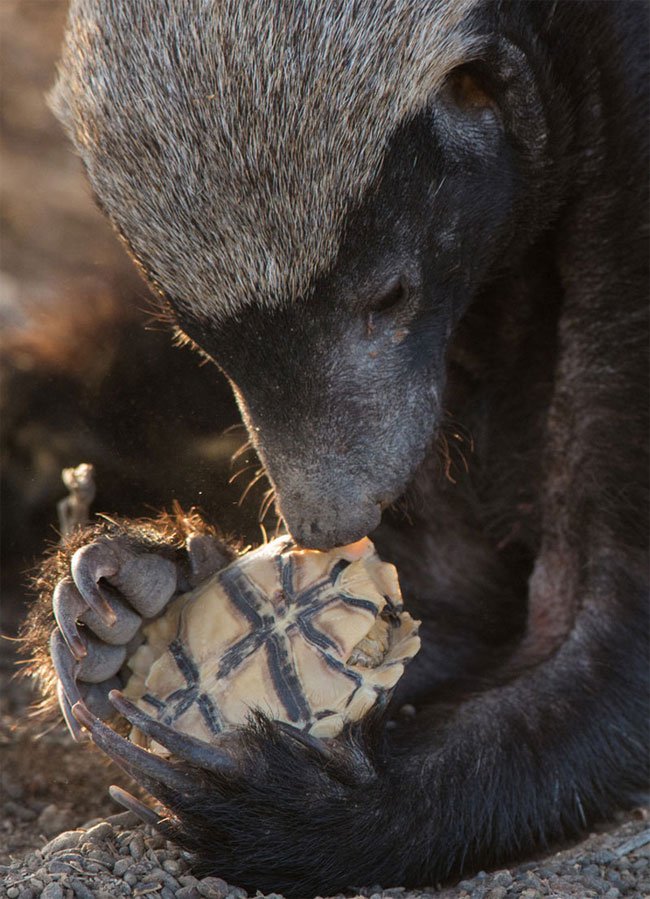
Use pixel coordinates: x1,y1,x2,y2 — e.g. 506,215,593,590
142,554,379,734
125,536,420,745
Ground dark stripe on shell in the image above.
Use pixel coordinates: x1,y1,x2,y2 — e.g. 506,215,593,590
329,559,351,583
337,594,381,616
266,633,311,723
316,646,364,687
197,692,225,735
293,577,335,609
219,566,268,628
383,593,403,612
169,638,200,683
297,615,339,653
216,628,269,679
163,685,198,721
276,553,295,600
142,693,166,712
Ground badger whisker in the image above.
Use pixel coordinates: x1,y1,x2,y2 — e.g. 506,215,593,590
238,469,267,507
258,488,277,524
228,464,257,486
231,438,254,463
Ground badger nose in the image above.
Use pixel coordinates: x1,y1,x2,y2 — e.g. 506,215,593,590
280,500,382,550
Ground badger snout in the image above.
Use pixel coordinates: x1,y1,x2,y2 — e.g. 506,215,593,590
279,493,382,550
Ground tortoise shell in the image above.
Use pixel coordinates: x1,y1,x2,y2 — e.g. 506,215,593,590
124,536,420,750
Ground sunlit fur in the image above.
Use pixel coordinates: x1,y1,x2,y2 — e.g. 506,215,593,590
50,0,480,322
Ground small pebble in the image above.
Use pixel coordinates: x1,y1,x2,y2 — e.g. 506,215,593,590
7,889,19,899
41,885,64,899
48,861,75,874
198,877,229,898
41,830,84,855
162,858,182,875
113,857,131,877
176,888,201,899
88,848,116,867
84,821,114,843
485,888,507,899
129,832,145,861
81,861,100,873
69,879,95,899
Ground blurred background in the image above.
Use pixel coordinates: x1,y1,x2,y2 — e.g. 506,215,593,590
1,0,269,639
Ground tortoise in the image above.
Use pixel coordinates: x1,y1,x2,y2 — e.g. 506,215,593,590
123,535,420,751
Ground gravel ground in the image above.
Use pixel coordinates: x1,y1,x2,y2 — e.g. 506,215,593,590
2,809,649,899
2,658,649,899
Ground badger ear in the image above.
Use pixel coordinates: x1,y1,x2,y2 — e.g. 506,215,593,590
440,37,551,165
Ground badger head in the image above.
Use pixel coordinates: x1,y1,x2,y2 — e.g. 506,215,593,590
52,0,562,547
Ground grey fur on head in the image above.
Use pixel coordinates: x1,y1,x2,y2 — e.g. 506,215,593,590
51,0,481,321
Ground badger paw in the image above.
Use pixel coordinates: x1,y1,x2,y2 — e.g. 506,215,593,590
50,531,232,740
70,689,383,895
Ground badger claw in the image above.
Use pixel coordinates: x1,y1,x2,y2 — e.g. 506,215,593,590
56,680,87,742
72,701,196,797
52,579,88,660
51,630,82,707
108,785,163,827
274,721,337,764
109,690,237,773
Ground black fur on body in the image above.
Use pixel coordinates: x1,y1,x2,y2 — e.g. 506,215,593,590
23,1,649,895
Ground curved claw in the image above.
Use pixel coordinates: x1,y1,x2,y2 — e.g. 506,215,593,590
56,680,87,742
72,701,195,797
275,722,375,785
71,543,119,625
53,579,87,659
274,721,337,765
109,690,237,773
108,785,162,827
50,630,82,707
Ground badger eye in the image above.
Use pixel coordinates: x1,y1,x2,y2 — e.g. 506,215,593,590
365,277,409,316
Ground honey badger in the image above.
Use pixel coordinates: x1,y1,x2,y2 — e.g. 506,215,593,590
22,0,649,895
